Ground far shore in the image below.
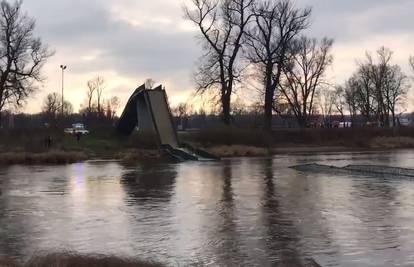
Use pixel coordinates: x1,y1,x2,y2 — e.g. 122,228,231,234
0,127,413,165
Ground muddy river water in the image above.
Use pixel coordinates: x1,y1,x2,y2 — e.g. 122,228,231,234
1,150,414,266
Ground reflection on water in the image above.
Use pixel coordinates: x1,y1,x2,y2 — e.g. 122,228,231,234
1,151,414,266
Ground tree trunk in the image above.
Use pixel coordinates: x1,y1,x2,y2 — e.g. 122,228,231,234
0,111,2,128
340,112,345,122
221,92,231,125
264,85,274,131
263,65,275,131
391,110,396,127
297,116,307,128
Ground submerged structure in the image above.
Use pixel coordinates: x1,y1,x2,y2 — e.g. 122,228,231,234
292,163,414,179
117,84,217,161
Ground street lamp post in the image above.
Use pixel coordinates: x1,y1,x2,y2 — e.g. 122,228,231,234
60,65,67,116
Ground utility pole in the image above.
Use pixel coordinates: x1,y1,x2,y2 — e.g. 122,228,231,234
60,65,67,116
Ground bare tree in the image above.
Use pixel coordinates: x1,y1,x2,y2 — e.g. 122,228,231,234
0,0,52,126
346,47,409,126
344,84,358,124
347,66,375,122
62,100,73,116
172,102,193,118
86,76,105,115
184,0,254,125
318,87,335,125
104,96,120,120
42,93,72,122
96,77,105,114
172,102,194,130
231,96,248,116
384,65,409,126
332,86,346,121
109,96,120,119
277,36,333,127
42,93,60,121
86,80,96,113
247,101,263,128
410,55,414,74
273,99,293,116
367,47,392,125
245,0,311,130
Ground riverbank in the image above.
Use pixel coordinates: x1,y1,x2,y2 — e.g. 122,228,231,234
186,127,414,157
0,150,168,165
0,151,88,165
201,138,414,158
0,142,412,165
0,127,413,164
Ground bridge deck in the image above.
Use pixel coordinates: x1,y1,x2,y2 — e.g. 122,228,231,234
117,84,218,161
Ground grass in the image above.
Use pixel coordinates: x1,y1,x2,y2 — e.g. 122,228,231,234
117,149,166,164
180,127,273,147
0,253,163,267
205,145,271,157
181,126,414,149
370,136,414,149
0,127,161,164
0,151,88,165
62,134,121,155
60,129,159,155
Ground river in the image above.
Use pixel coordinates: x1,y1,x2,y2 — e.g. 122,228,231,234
1,150,414,266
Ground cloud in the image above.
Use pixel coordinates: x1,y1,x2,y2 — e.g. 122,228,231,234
21,0,201,113
18,0,414,114
294,0,413,40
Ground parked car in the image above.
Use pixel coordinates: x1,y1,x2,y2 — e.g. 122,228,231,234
64,123,89,135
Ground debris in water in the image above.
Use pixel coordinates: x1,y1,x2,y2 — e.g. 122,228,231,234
291,163,414,179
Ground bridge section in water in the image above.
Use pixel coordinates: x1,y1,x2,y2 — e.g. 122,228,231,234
117,84,217,161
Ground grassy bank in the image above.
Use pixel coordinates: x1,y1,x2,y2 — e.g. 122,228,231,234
0,151,88,165
0,127,413,164
181,127,414,148
0,127,163,164
0,253,163,267
182,127,414,157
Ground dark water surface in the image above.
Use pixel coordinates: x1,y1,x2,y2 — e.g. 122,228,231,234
1,150,414,266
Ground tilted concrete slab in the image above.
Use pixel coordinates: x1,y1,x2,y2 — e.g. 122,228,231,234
117,83,218,161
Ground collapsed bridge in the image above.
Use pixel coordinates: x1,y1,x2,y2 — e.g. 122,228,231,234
117,84,218,161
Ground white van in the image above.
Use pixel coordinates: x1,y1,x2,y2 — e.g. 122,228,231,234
64,123,89,135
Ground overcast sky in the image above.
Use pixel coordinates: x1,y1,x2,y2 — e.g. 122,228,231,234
21,0,414,113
